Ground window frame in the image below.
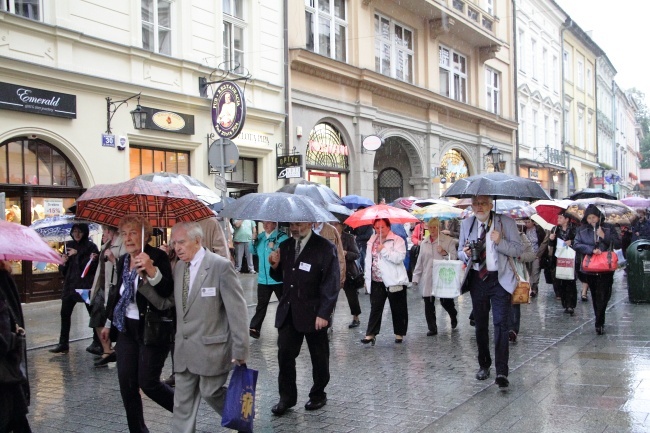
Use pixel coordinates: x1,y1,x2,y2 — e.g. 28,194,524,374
577,55,584,89
305,0,348,62
141,0,173,56
129,145,190,178
1,0,41,20
223,0,246,73
531,38,537,80
439,45,467,103
375,13,414,84
485,67,500,114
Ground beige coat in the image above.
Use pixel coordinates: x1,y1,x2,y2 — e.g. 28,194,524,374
316,222,346,287
412,233,459,297
197,217,230,260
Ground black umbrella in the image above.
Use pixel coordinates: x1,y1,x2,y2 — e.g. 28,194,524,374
442,172,551,201
566,188,617,200
276,179,344,205
326,203,353,223
220,192,337,223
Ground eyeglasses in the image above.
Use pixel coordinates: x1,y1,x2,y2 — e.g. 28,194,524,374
472,202,491,207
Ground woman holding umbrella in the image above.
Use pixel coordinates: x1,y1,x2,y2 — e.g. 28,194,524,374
361,218,409,345
573,205,621,335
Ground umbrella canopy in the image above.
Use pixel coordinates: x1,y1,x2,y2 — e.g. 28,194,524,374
389,196,419,210
135,172,221,206
620,196,650,210
209,196,236,213
220,192,337,223
30,215,102,241
276,179,343,206
442,172,551,201
344,204,419,228
565,198,638,226
461,200,536,219
412,203,463,221
0,220,64,264
531,214,554,231
341,194,375,210
566,188,617,200
326,203,353,223
411,198,451,209
75,178,215,228
531,199,573,225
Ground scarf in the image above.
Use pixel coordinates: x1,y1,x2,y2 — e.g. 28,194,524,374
113,254,139,332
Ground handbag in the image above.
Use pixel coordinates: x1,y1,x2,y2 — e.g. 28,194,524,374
581,246,618,273
346,261,365,289
509,258,530,305
555,246,576,280
377,256,409,287
0,300,28,385
431,258,464,298
221,364,258,433
143,305,175,346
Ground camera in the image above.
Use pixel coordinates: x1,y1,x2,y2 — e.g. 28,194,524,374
468,240,484,262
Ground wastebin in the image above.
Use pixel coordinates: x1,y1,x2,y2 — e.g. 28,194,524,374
626,239,650,304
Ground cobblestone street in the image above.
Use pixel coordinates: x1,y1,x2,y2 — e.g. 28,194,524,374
23,271,650,432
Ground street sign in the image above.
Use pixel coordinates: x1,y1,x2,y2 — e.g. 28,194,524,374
276,154,303,179
101,133,115,147
208,138,239,172
213,174,228,192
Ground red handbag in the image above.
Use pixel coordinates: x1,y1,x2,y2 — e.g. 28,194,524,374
581,249,618,273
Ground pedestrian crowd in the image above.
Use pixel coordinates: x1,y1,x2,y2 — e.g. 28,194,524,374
2,192,650,433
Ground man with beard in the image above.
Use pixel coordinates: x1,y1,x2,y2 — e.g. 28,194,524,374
268,222,339,415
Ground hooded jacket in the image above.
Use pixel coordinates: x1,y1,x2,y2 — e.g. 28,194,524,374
573,205,621,269
59,223,99,298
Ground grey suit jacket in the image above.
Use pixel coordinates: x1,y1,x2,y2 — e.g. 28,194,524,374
458,212,523,294
173,248,249,377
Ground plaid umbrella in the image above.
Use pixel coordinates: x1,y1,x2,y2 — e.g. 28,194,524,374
134,172,221,206
412,203,462,221
75,178,214,228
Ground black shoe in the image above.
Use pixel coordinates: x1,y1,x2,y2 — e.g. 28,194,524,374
360,336,376,346
304,398,327,411
567,308,574,316
394,336,403,343
596,326,605,335
469,319,475,327
508,330,517,343
249,329,260,339
271,401,294,416
348,319,360,328
86,343,103,356
49,344,69,354
495,374,509,389
581,295,588,302
451,316,458,329
163,373,176,387
426,326,438,336
476,367,490,381
94,352,116,367
530,290,538,298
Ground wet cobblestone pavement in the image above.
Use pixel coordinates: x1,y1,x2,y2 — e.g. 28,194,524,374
23,271,650,432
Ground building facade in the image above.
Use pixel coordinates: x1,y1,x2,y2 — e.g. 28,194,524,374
613,88,641,197
0,1,286,301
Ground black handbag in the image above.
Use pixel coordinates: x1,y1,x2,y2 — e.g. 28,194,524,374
346,261,365,288
0,300,28,384
143,305,175,346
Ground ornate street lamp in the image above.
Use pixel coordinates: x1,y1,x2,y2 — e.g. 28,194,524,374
105,92,147,134
485,146,506,172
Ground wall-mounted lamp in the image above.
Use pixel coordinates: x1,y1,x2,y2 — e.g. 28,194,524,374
485,146,506,172
105,92,146,134
296,126,303,138
552,173,559,183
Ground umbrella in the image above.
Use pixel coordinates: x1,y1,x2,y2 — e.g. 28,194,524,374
30,215,102,241
0,220,64,264
341,194,375,210
461,200,536,219
344,204,419,228
565,198,638,226
135,172,221,206
442,172,551,201
411,198,451,209
209,196,236,213
566,188,617,200
220,192,337,223
276,179,344,206
75,178,215,228
531,214,554,231
326,203,353,223
412,203,463,221
389,196,419,210
620,196,650,210
531,199,574,225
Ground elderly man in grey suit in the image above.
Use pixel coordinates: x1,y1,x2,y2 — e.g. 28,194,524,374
170,222,250,433
458,195,522,389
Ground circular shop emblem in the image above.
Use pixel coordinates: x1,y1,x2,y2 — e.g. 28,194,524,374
211,81,246,139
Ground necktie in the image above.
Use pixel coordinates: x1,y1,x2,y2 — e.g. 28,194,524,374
294,239,301,263
478,223,488,281
182,264,190,310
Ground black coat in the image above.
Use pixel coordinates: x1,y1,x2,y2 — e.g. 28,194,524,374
105,244,173,340
270,233,340,333
574,222,621,274
59,237,99,298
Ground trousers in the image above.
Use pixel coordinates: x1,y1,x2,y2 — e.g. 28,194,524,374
423,296,457,331
584,272,614,328
366,281,408,337
249,283,283,332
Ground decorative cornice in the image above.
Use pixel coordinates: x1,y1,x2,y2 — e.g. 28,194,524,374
429,17,454,41
479,45,501,62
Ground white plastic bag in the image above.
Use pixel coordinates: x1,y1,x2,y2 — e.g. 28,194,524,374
431,259,464,298
555,246,576,280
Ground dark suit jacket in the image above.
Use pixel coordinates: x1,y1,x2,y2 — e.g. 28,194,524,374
270,232,339,334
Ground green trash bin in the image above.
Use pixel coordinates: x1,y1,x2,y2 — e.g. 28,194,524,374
626,239,650,304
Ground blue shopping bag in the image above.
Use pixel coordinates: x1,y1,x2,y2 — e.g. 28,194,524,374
221,364,258,432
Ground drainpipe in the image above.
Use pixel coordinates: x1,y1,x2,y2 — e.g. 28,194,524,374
512,0,520,175
560,19,571,196
282,0,290,185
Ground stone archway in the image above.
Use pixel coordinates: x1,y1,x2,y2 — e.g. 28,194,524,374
373,134,426,199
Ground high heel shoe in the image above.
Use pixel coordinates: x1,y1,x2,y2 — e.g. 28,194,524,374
360,336,376,346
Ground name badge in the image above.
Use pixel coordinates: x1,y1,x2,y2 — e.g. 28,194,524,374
201,287,216,297
299,262,311,272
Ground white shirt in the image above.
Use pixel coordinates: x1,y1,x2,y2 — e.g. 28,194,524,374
185,247,206,298
472,219,498,272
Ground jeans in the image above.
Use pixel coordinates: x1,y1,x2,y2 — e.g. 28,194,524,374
234,242,254,272
509,304,520,334
469,270,511,377
249,283,283,332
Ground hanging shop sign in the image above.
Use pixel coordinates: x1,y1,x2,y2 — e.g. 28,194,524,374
277,154,303,179
0,82,76,119
211,81,246,139
138,107,195,135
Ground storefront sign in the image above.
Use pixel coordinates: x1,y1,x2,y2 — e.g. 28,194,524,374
277,155,303,179
43,199,63,216
137,107,195,135
0,82,76,119
592,177,605,185
528,168,539,179
308,140,349,155
211,81,246,139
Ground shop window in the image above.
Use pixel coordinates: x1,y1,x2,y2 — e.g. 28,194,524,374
0,137,80,186
129,146,190,178
439,149,469,195
225,157,257,183
306,123,349,170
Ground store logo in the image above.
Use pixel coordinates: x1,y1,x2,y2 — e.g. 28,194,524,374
211,81,246,140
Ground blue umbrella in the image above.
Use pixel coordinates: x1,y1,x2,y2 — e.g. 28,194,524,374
30,215,102,242
341,194,375,210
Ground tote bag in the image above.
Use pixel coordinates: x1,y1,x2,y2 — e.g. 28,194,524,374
221,365,258,433
377,257,409,287
431,259,464,298
555,246,576,280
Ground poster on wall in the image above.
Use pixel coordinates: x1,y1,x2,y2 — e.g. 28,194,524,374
43,199,64,216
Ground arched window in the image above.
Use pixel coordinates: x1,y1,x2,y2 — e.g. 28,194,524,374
439,149,469,194
306,123,349,170
378,168,402,203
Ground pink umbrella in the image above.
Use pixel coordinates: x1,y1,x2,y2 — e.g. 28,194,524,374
0,220,64,264
344,204,419,228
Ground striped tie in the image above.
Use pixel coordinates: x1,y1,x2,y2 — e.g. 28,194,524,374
478,224,488,281
182,264,190,310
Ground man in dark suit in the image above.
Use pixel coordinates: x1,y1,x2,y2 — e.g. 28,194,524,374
268,221,340,415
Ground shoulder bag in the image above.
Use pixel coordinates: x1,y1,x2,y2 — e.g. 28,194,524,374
581,240,618,273
143,304,175,346
508,258,531,305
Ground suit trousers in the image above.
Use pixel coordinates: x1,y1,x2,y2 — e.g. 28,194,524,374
277,312,330,405
116,318,174,433
584,272,614,328
366,280,408,337
172,369,229,433
423,296,457,332
469,270,511,377
249,283,283,332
